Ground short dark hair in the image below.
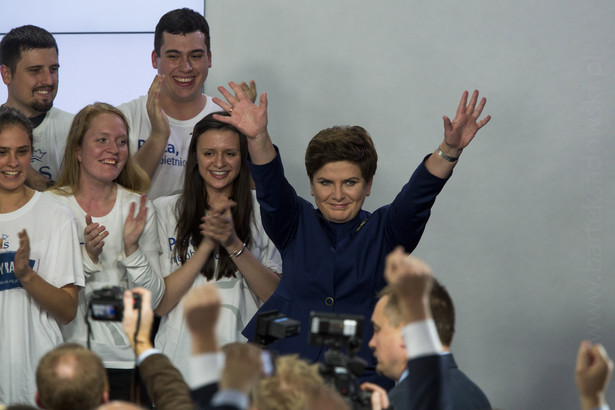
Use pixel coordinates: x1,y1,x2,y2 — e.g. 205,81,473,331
36,343,108,410
378,277,456,347
0,106,33,146
154,8,211,56
305,125,378,182
0,25,58,73
430,278,455,347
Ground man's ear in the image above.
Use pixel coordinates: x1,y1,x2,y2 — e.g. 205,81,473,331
0,65,12,86
151,50,159,70
102,390,110,404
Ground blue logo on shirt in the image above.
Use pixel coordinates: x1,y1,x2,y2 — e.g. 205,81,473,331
0,252,35,291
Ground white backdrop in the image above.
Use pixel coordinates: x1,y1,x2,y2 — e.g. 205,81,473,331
204,1,615,409
1,1,614,408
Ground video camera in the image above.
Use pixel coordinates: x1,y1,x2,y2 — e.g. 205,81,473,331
254,309,301,347
309,311,371,410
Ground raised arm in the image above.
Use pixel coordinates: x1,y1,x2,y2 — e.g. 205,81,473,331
425,90,491,179
121,195,165,308
122,288,195,410
212,81,277,165
154,237,215,316
133,75,171,178
575,340,613,410
14,229,78,324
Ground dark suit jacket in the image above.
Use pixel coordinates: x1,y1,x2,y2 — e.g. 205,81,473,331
390,353,490,410
139,353,195,410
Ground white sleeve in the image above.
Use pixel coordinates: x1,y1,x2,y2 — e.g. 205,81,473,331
154,197,174,279
189,352,226,389
47,214,85,289
402,319,443,360
252,199,282,275
118,198,165,308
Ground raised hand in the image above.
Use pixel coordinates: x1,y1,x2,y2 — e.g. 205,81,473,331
184,283,222,354
575,340,613,410
212,81,268,139
146,74,170,140
122,287,154,355
84,215,108,264
442,90,491,151
200,197,239,249
239,80,257,103
219,342,264,394
123,195,148,257
14,229,34,281
384,247,433,324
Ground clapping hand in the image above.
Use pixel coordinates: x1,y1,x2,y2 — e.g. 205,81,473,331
84,215,108,264
123,195,148,257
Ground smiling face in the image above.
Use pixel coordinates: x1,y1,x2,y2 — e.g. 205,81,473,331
0,124,31,194
152,31,211,105
196,129,241,197
77,113,129,185
368,296,408,381
309,160,372,224
1,47,59,117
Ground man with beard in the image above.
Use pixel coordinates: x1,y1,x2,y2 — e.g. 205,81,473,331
0,25,73,190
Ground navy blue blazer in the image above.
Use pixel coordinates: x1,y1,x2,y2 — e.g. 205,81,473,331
243,151,448,385
390,353,490,410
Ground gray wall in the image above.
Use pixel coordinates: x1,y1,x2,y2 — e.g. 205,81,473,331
205,1,615,408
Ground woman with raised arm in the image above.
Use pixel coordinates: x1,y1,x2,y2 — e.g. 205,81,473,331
212,83,491,385
0,107,83,405
153,112,281,379
46,102,164,402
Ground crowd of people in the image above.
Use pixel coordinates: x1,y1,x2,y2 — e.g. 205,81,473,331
0,7,610,410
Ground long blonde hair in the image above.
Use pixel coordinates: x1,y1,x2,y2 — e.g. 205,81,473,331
52,102,149,195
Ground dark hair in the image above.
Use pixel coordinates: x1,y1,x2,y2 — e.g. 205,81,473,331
0,106,33,146
0,25,58,72
154,8,211,56
305,125,377,182
174,112,253,280
36,343,108,410
430,278,455,347
379,277,456,347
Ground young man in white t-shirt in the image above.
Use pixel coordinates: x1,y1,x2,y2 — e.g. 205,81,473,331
0,25,74,191
120,9,234,199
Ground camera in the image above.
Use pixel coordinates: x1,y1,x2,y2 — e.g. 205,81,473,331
89,286,141,321
309,312,371,410
254,309,301,346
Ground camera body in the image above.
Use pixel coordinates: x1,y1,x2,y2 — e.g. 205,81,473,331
309,311,371,410
89,286,141,321
254,309,301,346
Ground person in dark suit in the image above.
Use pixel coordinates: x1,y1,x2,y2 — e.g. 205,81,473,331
366,268,490,409
121,288,194,410
378,247,452,410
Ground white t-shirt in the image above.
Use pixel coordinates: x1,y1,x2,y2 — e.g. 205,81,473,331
0,191,84,405
31,107,74,181
45,184,165,369
153,191,282,379
119,95,219,200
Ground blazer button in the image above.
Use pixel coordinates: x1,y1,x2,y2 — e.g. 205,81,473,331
325,297,334,306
